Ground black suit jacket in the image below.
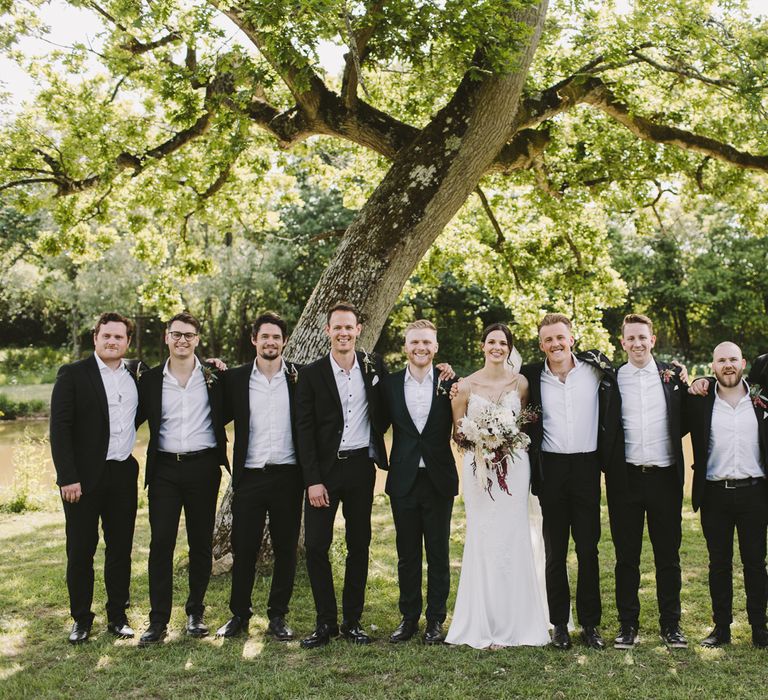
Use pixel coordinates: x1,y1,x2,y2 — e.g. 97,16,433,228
748,354,768,386
607,359,689,492
688,377,768,512
50,354,143,494
222,360,302,489
381,369,458,499
137,359,229,487
521,350,621,495
296,351,388,488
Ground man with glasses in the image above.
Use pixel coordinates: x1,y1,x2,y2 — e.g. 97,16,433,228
137,312,229,646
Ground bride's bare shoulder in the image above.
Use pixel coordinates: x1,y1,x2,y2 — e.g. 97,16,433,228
515,373,529,391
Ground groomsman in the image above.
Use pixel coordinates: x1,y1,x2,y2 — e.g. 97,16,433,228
296,302,388,648
688,341,768,648
50,312,142,643
521,313,621,650
137,312,229,646
215,313,303,640
382,320,457,645
606,314,689,649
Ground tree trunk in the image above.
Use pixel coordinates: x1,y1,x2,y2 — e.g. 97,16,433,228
211,1,550,567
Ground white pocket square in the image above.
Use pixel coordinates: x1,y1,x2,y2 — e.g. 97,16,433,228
764,411,767,419
372,375,379,386
674,385,679,391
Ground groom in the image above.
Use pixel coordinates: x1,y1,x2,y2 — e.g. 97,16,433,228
381,320,457,645
521,313,621,650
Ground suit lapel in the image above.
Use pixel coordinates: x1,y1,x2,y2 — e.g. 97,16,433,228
85,354,109,421
748,383,768,467
397,368,420,433
320,354,344,417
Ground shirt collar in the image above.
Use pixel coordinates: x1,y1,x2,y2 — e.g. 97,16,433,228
95,353,126,373
252,358,288,377
630,358,656,374
405,365,433,385
544,353,579,377
330,352,359,375
715,378,751,405
163,356,201,377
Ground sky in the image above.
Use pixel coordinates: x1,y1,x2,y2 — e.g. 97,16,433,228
1,0,766,119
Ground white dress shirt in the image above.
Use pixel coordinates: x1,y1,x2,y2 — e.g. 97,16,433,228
404,365,434,467
158,357,217,453
330,353,370,450
95,353,138,461
244,359,296,469
706,381,764,481
618,359,674,467
540,354,600,454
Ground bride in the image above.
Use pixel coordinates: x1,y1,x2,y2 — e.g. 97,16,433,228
445,323,550,648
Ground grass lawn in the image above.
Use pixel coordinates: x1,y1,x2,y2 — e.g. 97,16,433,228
0,495,765,700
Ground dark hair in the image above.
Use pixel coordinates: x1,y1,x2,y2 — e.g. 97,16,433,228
482,323,515,364
251,312,288,340
93,311,134,339
166,311,201,333
326,301,361,325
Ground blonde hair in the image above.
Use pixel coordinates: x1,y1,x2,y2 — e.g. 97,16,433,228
622,313,653,335
538,313,572,332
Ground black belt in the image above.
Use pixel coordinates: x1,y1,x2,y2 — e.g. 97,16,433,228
246,463,298,471
628,463,669,473
158,448,217,463
337,447,369,460
707,477,766,490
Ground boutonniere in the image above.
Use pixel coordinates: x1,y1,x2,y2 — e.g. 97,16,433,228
749,384,768,410
436,378,448,397
284,362,299,385
134,362,143,382
584,351,612,373
659,368,675,384
201,365,218,388
361,349,376,377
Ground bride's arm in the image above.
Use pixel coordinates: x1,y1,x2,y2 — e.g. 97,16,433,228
517,374,530,410
451,379,470,442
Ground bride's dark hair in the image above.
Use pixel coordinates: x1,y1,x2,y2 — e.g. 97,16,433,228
481,323,515,364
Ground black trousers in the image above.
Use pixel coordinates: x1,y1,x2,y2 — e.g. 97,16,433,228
62,457,138,626
700,480,768,627
304,453,375,626
538,451,602,627
147,451,221,625
607,465,683,629
390,470,454,624
229,464,303,620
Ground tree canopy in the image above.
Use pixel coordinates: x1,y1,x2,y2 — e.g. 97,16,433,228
1,0,767,357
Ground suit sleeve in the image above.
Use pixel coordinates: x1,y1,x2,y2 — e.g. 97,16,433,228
296,369,322,487
49,364,79,487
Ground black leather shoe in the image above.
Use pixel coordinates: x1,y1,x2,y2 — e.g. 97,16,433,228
267,616,295,641
106,620,135,639
551,624,572,650
300,623,339,649
186,614,208,638
701,625,731,648
139,623,167,647
340,620,373,645
68,621,91,645
613,625,638,650
423,620,445,645
581,626,605,650
215,616,249,638
752,625,768,648
660,625,688,648
389,618,419,643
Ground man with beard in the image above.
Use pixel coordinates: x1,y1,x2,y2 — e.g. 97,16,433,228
215,312,303,640
688,341,768,648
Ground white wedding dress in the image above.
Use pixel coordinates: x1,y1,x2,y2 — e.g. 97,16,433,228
446,391,551,648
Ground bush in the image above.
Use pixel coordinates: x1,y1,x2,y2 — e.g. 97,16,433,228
0,346,69,385
0,393,47,420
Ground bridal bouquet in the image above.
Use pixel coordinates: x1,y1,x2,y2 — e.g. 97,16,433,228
455,402,538,498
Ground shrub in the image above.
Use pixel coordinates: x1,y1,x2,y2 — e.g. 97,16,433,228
0,346,69,385
0,394,47,420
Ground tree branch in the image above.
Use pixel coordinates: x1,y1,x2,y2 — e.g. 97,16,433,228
474,186,523,291
629,48,739,89
341,1,385,109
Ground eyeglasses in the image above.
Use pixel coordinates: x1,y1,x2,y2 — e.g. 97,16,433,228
168,331,198,341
